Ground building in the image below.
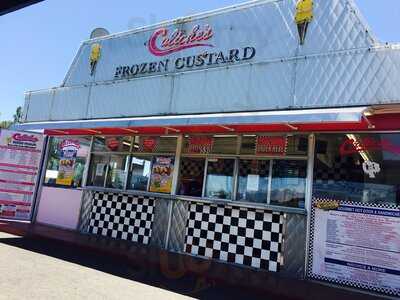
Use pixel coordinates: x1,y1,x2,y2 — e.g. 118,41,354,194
15,0,400,297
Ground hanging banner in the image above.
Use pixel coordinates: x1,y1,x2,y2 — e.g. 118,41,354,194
308,198,400,297
0,130,44,221
256,136,287,156
149,156,174,194
56,139,80,186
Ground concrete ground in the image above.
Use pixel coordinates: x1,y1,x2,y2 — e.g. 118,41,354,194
0,232,272,300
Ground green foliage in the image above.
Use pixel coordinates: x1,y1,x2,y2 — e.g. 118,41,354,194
0,106,23,129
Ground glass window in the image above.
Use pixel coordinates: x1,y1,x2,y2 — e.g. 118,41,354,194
44,137,91,188
134,136,177,154
88,154,108,187
237,159,270,203
178,158,206,197
182,136,237,155
92,136,131,152
106,155,129,189
314,133,400,206
241,135,308,156
128,156,152,191
205,158,235,200
270,160,307,208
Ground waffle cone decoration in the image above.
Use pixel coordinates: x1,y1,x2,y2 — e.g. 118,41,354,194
295,0,313,45
90,43,101,76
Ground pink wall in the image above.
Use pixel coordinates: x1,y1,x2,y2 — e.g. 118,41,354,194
36,187,83,230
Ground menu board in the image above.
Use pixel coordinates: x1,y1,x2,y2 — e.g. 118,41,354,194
309,199,400,296
149,157,174,194
0,130,44,220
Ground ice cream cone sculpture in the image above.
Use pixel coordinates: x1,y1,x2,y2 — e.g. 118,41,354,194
295,0,313,45
90,43,101,76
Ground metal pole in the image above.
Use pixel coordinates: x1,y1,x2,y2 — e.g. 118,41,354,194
304,134,316,278
171,135,183,195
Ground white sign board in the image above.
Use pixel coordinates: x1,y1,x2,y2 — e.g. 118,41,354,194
308,199,400,297
0,130,44,220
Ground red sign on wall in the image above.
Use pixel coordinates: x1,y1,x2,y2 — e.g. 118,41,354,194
256,136,287,156
188,136,214,154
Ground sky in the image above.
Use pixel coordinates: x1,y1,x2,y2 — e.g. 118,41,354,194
0,0,400,121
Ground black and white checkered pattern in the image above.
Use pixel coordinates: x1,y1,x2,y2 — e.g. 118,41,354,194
180,158,205,178
88,192,155,245
184,203,284,272
314,156,353,184
308,198,400,297
238,159,270,177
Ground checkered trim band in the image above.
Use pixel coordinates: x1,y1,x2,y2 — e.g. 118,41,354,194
88,192,155,245
184,203,284,272
180,158,205,178
307,198,400,297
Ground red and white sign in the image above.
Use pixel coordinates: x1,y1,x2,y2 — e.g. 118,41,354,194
188,136,214,154
340,137,400,156
256,136,287,156
0,130,44,220
142,138,158,152
149,24,214,56
106,137,121,152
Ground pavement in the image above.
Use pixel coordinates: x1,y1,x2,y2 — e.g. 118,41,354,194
0,232,272,300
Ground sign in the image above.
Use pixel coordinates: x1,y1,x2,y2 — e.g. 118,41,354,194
362,161,381,179
114,23,256,80
309,198,400,296
149,157,174,194
141,138,158,152
256,136,287,156
187,136,214,154
340,137,400,156
56,139,80,186
106,137,121,151
0,130,44,221
149,25,214,56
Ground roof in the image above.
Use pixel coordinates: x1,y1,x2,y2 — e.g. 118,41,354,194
0,0,43,16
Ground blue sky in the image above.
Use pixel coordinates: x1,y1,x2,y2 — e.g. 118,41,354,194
0,0,399,121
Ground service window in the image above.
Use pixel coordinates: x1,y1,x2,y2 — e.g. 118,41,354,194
204,158,235,200
237,159,270,203
128,156,152,191
178,157,206,197
87,154,108,187
44,137,91,188
314,133,400,206
270,160,307,208
106,155,129,189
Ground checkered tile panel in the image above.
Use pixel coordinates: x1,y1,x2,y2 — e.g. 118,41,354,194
314,156,352,184
308,198,400,297
180,158,205,178
184,203,284,272
238,159,270,177
88,192,155,245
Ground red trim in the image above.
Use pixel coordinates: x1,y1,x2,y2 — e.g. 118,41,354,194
0,179,35,186
43,113,400,136
0,163,38,171
0,169,36,176
0,200,31,207
0,189,33,196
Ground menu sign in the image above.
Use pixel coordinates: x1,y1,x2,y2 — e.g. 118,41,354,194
0,130,44,221
309,198,400,296
256,136,287,156
149,157,174,194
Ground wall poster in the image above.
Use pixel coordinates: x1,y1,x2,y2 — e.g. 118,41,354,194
308,198,400,297
0,130,44,221
149,156,174,194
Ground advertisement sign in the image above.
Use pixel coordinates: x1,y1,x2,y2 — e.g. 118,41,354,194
256,136,287,156
149,157,174,194
188,136,214,154
0,130,44,221
56,139,80,186
309,198,400,297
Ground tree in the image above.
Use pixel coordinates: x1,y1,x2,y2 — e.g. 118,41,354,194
0,106,22,129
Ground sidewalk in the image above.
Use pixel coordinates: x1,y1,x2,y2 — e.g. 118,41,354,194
0,221,386,300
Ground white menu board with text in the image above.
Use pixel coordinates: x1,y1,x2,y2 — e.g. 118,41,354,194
309,199,400,297
0,130,44,220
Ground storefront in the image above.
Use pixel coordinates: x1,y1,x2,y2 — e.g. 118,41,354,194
14,0,400,297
